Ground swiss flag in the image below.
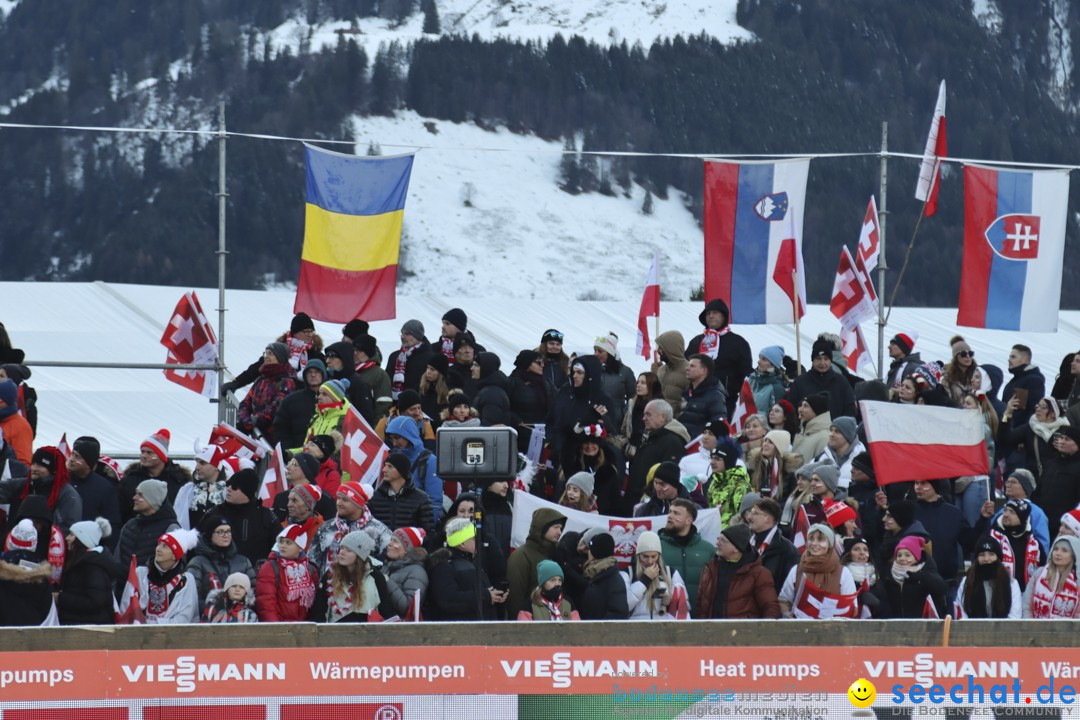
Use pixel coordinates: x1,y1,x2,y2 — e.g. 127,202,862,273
115,555,146,625
636,252,660,360
208,423,271,460
830,246,876,328
857,196,881,273
915,80,947,217
731,379,758,433
340,405,388,486
260,443,287,508
161,291,219,397
841,324,874,376
792,505,810,554
792,575,862,619
771,210,806,320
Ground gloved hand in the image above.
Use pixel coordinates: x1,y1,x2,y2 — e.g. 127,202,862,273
220,381,238,397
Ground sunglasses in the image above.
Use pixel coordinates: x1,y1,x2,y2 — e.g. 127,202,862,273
544,330,564,340
957,351,975,358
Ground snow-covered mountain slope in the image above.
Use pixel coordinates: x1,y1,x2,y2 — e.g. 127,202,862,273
268,0,752,61
347,111,702,301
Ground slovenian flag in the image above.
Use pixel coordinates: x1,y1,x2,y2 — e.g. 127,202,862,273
702,159,809,324
957,164,1069,332
295,145,415,322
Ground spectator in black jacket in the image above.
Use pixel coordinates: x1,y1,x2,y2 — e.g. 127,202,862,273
913,479,993,585
679,354,728,439
66,437,121,550
386,320,434,398
272,360,328,450
578,532,629,619
746,497,799,593
323,341,376,424
221,312,324,396
58,517,119,625
474,352,512,426
202,469,279,567
117,429,190,525
0,520,53,626
786,340,858,420
113,479,180,567
549,354,614,466
426,517,504,620
685,298,753,417
1035,426,1080,538
447,332,480,398
508,350,553,454
625,400,691,515
368,454,435,536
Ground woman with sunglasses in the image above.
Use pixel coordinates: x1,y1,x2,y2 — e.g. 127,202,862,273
941,336,980,406
998,395,1068,479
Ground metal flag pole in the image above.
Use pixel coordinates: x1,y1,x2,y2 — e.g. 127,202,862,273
877,121,889,380
653,252,660,359
216,101,229,424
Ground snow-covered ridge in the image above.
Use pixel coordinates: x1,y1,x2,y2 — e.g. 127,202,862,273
267,0,752,61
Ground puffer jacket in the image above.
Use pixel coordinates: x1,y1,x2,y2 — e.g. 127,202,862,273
381,551,430,616
184,536,257,607
57,547,119,625
696,554,780,619
473,353,513,427
549,355,614,463
597,357,637,430
367,472,436,535
426,547,495,621
296,400,349,453
113,504,181,567
0,555,53,626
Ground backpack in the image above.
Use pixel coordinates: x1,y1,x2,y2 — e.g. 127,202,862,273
410,450,432,487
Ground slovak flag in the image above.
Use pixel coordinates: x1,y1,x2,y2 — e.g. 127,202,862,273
957,164,1070,332
830,246,876,328
860,401,989,486
841,324,874,376
915,80,947,217
340,405,388,486
161,291,218,397
703,159,809,324
636,253,660,360
731,379,758,433
792,575,862,619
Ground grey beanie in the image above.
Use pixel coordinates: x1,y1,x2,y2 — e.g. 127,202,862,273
136,479,168,511
566,471,595,497
1009,468,1037,498
738,492,762,518
339,531,376,562
401,319,425,341
266,342,290,365
812,464,840,495
581,527,603,546
830,416,858,445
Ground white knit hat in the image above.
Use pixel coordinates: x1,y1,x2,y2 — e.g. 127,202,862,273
635,530,662,555
70,517,112,550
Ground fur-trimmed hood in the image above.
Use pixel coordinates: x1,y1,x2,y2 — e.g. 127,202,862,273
0,559,51,583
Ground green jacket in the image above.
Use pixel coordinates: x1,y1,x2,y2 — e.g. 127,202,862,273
706,466,752,527
659,526,715,617
506,507,567,615
292,401,350,454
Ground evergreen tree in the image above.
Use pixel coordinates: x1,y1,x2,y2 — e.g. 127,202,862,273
641,189,654,216
422,0,440,34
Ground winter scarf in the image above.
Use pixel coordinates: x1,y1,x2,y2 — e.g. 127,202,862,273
697,326,730,359
286,333,313,373
1029,413,1068,443
891,561,925,584
146,562,187,618
529,587,573,620
584,555,618,579
990,526,1040,587
439,337,454,361
796,550,842,595
845,561,877,587
750,526,779,556
1030,567,1080,619
272,552,316,609
392,343,419,397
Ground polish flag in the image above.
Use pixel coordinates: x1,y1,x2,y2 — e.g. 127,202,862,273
56,433,70,460
922,595,940,619
636,253,660,360
915,80,947,217
792,575,862,619
115,555,146,625
857,196,881,272
404,588,423,622
859,401,988,486
841,324,874,376
341,405,388,486
771,209,806,320
731,379,758,433
260,443,287,508
830,246,876,328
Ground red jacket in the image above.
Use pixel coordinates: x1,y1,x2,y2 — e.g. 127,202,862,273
255,554,317,622
315,458,341,497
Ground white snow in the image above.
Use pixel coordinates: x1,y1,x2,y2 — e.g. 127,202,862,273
266,0,753,62
6,280,1080,459
971,0,1003,35
0,0,19,20
348,111,701,301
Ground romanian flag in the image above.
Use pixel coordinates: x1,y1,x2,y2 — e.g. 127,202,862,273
294,145,415,321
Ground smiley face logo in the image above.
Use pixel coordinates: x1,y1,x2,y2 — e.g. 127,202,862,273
848,678,876,708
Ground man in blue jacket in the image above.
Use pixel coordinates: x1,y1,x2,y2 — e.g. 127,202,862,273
385,415,443,522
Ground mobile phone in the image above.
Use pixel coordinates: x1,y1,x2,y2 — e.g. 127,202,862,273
494,580,510,592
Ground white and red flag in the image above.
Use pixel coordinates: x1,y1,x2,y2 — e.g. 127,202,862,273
260,443,288,508
731,379,759,433
859,401,988,486
792,575,862,619
857,196,881,273
915,80,947,217
208,423,271,460
791,505,810,554
771,208,806,320
841,324,875,376
115,554,146,625
161,291,218,397
830,246,877,328
56,433,70,460
922,594,941,619
636,253,660,360
340,405,388,486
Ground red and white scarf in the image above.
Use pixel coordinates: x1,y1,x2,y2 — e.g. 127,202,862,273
147,571,186,618
275,554,315,608
392,344,418,397
541,596,564,620
990,528,1040,586
1030,567,1080,619
327,513,373,567
439,337,455,361
355,360,376,373
751,526,779,556
762,457,781,499
286,334,313,373
698,326,731,359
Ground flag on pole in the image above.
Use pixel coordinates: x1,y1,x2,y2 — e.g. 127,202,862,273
703,159,810,324
841,324,874,376
115,555,146,625
56,434,70,460
830,246,876,328
260,443,288,508
731,379,759,433
956,164,1069,332
922,595,941,619
404,588,423,622
161,291,218,397
340,405,388,486
791,505,810,553
295,145,415,322
636,253,660,359
915,80,947,217
857,196,881,272
860,401,989,486
208,423,272,460
771,206,806,321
